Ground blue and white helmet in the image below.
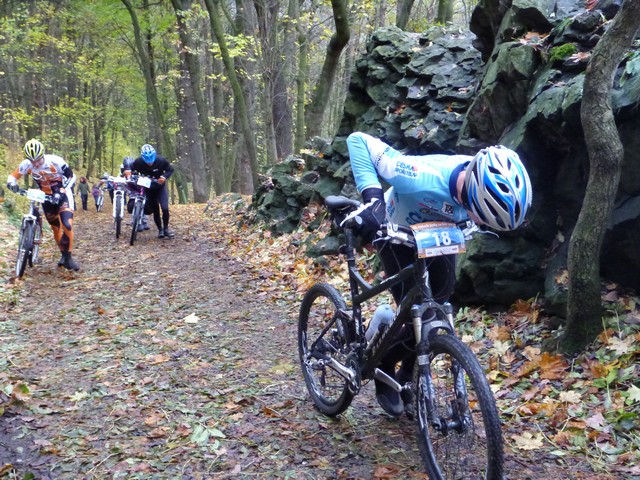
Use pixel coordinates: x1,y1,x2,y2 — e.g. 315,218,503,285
141,144,156,164
464,146,532,231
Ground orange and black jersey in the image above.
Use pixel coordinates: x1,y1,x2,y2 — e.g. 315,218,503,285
8,154,74,195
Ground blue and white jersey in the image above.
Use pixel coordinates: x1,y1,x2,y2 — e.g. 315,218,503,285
347,132,472,227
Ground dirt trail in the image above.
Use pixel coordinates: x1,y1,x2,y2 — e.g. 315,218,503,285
0,201,608,479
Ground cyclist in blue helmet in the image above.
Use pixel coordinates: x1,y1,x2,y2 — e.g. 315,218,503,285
343,131,532,417
123,144,175,238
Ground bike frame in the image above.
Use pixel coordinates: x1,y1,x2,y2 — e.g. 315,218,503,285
336,226,455,388
112,181,127,219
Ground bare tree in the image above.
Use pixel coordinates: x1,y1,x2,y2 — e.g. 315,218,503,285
396,0,414,29
565,0,640,352
203,0,260,190
304,0,350,138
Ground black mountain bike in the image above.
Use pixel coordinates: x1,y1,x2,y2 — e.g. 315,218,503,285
298,195,504,480
14,189,49,278
127,174,156,246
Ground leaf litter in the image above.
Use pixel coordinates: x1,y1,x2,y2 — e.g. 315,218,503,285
0,194,638,479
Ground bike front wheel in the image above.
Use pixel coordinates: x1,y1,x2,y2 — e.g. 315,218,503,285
16,221,34,278
414,334,503,480
298,283,354,417
130,201,142,246
114,196,123,239
30,217,43,266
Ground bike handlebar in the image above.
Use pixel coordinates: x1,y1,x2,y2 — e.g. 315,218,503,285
16,189,53,203
324,195,490,242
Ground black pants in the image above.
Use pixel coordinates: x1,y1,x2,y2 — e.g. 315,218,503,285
375,240,457,375
128,185,170,230
80,193,88,211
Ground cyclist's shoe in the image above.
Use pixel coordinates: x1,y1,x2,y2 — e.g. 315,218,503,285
158,229,165,239
57,254,65,267
143,221,150,230
374,380,403,417
163,227,176,238
61,252,80,271
136,222,145,232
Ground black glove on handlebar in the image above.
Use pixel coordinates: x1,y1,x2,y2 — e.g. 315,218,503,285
340,187,386,244
51,193,62,205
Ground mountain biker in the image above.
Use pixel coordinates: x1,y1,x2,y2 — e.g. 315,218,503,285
123,144,175,238
6,139,81,271
344,131,532,417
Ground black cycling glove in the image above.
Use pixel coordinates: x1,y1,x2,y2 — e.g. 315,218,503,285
341,187,386,244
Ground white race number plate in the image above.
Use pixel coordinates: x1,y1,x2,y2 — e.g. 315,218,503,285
26,189,46,203
410,222,466,258
137,176,152,188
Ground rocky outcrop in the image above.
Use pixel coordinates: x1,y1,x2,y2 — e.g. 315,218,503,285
251,0,640,310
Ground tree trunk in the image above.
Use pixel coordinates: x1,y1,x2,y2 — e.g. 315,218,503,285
565,0,640,353
396,0,414,30
436,0,454,24
121,0,175,162
175,51,210,202
170,0,219,197
304,0,350,138
204,0,259,191
292,0,307,153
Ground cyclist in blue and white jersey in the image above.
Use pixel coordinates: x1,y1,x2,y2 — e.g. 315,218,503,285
343,131,532,417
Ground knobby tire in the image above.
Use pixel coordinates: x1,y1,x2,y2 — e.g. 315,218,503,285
30,218,43,267
115,197,123,239
130,201,141,246
16,221,34,278
414,334,503,480
298,283,354,417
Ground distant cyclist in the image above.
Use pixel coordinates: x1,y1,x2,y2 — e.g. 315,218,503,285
123,144,175,238
78,176,89,211
6,139,80,271
343,131,532,416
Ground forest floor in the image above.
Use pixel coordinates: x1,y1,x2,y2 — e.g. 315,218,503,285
0,194,638,479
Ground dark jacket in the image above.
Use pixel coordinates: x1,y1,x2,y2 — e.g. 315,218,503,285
130,155,174,180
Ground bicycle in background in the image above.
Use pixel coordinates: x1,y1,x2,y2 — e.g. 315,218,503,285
13,188,49,278
104,175,128,239
96,188,105,212
298,195,504,480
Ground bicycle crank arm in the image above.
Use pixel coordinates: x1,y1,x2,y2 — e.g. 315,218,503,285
310,351,357,384
373,368,403,393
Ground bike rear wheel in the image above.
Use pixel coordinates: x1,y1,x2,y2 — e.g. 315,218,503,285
115,196,123,239
30,218,43,266
298,283,354,417
414,334,503,480
97,196,104,212
130,200,142,246
16,222,34,278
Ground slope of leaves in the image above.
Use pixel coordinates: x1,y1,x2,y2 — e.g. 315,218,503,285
215,195,640,478
0,194,638,479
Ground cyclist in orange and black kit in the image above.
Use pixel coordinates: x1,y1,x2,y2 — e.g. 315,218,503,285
6,139,80,271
